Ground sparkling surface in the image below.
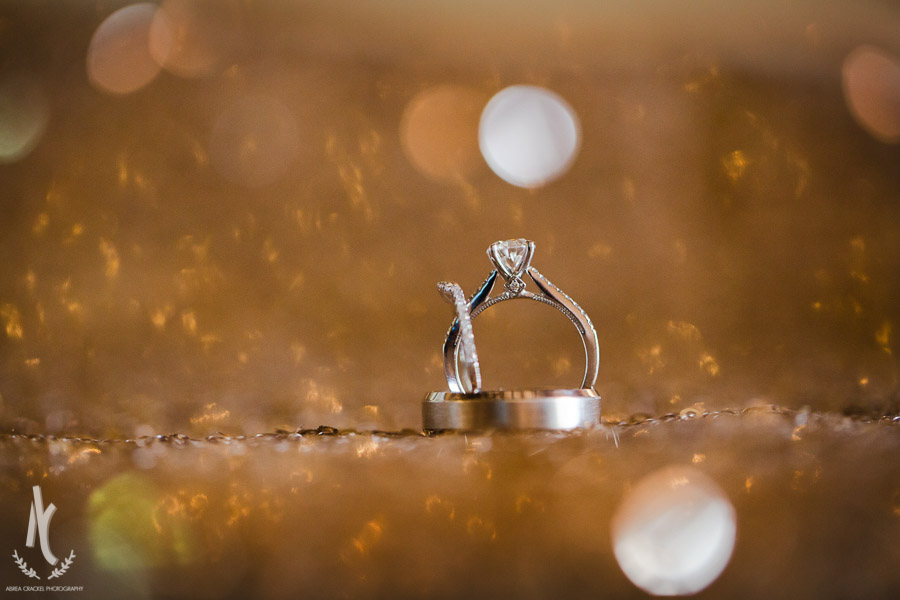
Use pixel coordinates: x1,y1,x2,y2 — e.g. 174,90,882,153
0,410,898,598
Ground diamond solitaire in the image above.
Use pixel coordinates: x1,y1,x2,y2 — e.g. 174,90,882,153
491,238,530,275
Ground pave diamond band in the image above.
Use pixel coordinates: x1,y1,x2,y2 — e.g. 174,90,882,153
437,281,481,394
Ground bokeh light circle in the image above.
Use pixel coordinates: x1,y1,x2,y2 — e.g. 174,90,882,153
842,45,900,144
0,75,49,163
87,3,163,95
209,95,300,188
478,85,581,188
149,0,242,79
400,84,486,182
611,465,737,596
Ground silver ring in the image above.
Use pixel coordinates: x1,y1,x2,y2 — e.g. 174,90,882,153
423,389,601,432
424,239,601,432
443,239,599,394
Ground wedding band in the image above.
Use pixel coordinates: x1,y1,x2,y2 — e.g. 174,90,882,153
423,389,601,432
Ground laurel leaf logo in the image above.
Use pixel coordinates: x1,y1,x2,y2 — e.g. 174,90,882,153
47,549,76,580
12,550,40,580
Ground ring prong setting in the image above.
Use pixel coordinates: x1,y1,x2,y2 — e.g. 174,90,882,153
488,238,536,282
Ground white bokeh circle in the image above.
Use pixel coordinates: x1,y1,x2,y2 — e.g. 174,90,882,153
149,0,242,79
0,75,49,163
209,94,300,188
842,45,900,144
611,465,737,596
478,85,581,188
87,3,162,95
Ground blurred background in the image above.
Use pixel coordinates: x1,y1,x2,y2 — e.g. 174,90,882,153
1,0,899,436
1,2,899,598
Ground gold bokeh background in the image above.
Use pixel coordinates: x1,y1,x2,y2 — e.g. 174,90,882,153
1,1,898,436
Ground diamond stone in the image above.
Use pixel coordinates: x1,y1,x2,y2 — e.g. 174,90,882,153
505,277,525,294
493,238,529,274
